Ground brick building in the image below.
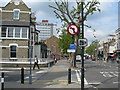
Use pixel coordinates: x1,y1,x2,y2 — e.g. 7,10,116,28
0,0,36,60
45,36,61,57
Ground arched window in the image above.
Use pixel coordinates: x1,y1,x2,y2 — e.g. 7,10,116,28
10,45,17,58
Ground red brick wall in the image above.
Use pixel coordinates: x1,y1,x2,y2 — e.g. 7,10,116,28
45,36,61,54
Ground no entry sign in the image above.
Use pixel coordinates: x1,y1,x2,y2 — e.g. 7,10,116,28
67,24,78,35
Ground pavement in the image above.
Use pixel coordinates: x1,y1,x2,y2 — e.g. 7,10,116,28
4,59,84,89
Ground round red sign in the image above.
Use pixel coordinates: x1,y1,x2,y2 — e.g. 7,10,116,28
67,24,79,35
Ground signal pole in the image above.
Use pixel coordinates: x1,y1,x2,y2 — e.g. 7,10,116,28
81,0,84,90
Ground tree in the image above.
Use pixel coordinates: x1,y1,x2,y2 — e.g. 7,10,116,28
86,40,99,56
57,23,74,55
49,0,100,67
59,31,73,55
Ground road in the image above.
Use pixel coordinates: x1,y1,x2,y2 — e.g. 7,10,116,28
1,59,119,89
0,68,48,83
76,60,119,89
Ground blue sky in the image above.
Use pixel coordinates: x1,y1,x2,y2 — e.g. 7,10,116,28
0,0,119,44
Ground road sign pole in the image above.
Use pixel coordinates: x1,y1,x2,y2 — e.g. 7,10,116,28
81,1,84,90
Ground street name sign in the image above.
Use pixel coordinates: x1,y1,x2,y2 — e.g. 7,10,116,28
70,44,76,50
67,49,75,53
67,24,78,35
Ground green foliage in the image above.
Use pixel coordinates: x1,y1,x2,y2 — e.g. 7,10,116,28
58,28,74,55
85,40,99,55
76,46,82,55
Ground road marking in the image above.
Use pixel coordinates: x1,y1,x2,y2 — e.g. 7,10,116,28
104,72,113,77
24,71,48,80
25,76,37,79
76,70,102,87
88,82,102,85
0,71,13,73
36,71,47,74
75,70,81,83
100,72,107,77
100,72,118,77
100,72,112,77
75,70,88,85
113,81,120,84
110,72,118,77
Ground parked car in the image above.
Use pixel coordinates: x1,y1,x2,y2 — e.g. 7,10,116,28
91,56,96,61
76,55,81,62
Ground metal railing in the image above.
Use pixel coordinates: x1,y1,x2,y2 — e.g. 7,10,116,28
0,58,53,63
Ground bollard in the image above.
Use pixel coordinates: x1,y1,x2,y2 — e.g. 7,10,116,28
68,68,71,84
1,72,4,90
21,67,24,84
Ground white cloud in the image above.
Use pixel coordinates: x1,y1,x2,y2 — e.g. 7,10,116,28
85,29,108,44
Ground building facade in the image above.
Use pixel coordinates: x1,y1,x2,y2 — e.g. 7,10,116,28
0,0,34,60
115,28,120,50
36,20,56,41
45,36,61,59
98,34,116,59
115,28,120,60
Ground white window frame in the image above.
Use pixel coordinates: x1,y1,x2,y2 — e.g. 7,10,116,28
1,27,29,39
13,9,20,20
20,28,22,38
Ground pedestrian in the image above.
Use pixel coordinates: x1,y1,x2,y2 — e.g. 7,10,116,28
33,55,40,70
54,57,57,63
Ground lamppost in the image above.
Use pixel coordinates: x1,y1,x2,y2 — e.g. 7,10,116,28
29,30,40,84
28,12,32,84
29,12,40,84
